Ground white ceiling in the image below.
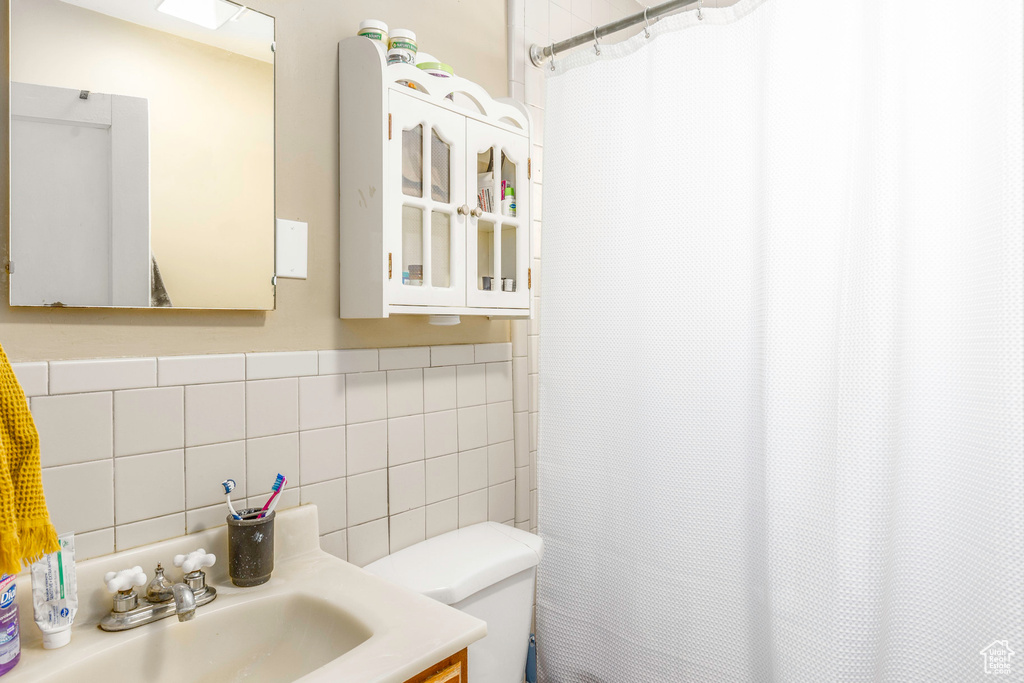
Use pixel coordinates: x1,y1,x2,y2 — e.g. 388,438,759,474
60,0,274,63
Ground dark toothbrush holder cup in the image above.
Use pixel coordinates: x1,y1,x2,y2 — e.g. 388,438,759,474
227,508,275,587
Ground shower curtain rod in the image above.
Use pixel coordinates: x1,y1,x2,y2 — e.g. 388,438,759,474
529,0,700,66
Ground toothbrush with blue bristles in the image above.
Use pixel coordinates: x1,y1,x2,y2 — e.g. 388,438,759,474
259,473,286,518
221,479,242,520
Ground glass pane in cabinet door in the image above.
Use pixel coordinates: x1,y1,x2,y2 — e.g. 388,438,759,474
430,129,450,203
402,125,423,198
476,149,496,213
499,153,518,218
431,212,451,288
402,205,423,286
500,224,518,292
477,220,495,291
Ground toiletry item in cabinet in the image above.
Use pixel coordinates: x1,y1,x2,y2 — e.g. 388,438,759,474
357,19,389,47
502,278,515,292
31,535,77,649
418,59,457,101
418,61,454,80
408,265,423,286
482,276,493,291
501,186,516,217
477,173,496,213
387,29,418,65
0,575,19,676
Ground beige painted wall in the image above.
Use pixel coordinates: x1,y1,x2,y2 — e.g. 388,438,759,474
0,0,509,361
13,0,275,310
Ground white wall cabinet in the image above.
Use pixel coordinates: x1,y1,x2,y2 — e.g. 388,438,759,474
339,36,531,320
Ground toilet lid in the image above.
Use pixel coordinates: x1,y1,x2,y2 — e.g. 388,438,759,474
364,522,543,605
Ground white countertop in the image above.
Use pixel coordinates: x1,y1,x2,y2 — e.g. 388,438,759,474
6,506,486,683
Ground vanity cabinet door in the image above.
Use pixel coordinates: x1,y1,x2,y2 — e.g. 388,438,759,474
389,91,467,308
403,648,468,683
465,119,530,311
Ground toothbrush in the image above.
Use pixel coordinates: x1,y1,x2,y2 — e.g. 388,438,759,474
221,479,241,520
263,484,286,517
259,473,286,518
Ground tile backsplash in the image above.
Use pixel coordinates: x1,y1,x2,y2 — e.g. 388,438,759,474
12,343,531,567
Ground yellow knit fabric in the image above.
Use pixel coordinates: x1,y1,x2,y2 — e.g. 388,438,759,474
0,343,59,576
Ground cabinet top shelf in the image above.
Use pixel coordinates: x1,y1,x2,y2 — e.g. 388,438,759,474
339,36,531,137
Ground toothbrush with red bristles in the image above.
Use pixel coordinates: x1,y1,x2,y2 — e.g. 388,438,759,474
258,473,286,518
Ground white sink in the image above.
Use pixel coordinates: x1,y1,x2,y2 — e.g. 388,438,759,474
36,593,372,683
8,506,486,683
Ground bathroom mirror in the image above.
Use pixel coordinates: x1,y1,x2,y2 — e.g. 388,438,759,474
8,0,275,309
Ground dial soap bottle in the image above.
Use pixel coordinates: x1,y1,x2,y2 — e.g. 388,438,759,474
0,575,20,676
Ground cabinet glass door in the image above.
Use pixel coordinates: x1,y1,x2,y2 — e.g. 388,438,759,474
465,120,529,309
389,91,466,307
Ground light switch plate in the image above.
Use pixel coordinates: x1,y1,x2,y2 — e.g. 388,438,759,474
275,218,308,279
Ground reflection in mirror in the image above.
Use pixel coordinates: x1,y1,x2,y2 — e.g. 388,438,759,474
9,0,275,309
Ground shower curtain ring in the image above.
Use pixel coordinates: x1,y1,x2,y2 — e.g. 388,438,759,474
549,42,557,71
697,0,704,20
643,7,652,38
593,28,601,55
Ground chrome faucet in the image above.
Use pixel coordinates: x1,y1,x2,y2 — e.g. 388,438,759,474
171,583,197,622
99,550,217,632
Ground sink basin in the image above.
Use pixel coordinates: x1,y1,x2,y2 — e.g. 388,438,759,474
7,506,485,683
36,593,372,683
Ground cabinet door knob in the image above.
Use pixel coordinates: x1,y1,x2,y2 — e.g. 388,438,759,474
471,207,483,218
457,205,470,216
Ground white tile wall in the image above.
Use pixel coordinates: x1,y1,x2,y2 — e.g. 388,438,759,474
424,410,459,458
423,366,457,412
185,382,245,447
157,353,245,386
298,374,346,431
319,349,378,375
346,372,387,424
26,346,524,565
388,414,425,466
245,378,299,438
389,507,426,554
31,392,112,466
246,351,318,380
185,441,246,509
456,365,487,407
299,426,346,485
49,357,156,394
11,362,47,397
379,347,430,371
113,387,184,457
346,420,388,474
386,369,424,417
115,449,184,524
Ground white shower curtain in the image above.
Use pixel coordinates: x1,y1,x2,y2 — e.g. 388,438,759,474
537,0,1023,681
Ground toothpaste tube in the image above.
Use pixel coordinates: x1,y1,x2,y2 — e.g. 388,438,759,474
30,534,77,649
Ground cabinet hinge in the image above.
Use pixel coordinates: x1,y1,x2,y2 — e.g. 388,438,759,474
388,253,393,280
388,113,392,140
528,268,532,290
4,261,12,275
527,157,532,179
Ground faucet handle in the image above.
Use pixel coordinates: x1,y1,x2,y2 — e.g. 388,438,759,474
174,548,216,574
104,566,147,593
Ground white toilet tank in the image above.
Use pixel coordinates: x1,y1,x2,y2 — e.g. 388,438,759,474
364,523,543,683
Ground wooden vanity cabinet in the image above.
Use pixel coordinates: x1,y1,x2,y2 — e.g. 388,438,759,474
403,648,468,683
